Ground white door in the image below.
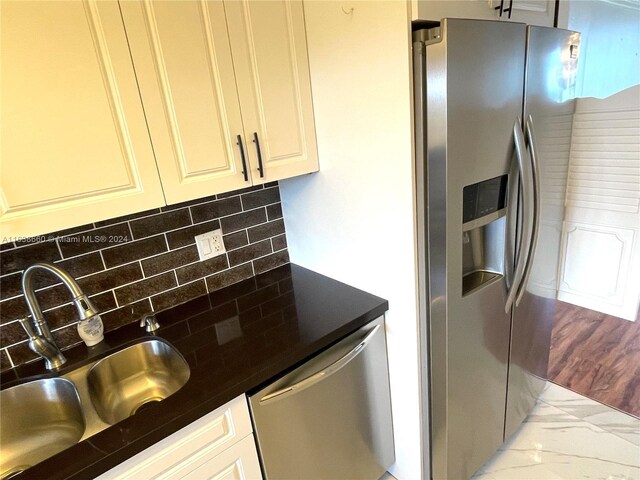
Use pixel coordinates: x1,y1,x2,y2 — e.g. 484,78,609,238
120,0,252,205
558,85,640,321
0,0,165,239
225,0,319,183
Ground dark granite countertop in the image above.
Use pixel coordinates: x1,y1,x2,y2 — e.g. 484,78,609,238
5,264,388,480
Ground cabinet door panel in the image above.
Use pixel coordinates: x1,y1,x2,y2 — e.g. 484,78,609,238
182,435,263,480
0,0,165,239
417,1,554,27
96,395,255,480
226,0,319,183
120,1,250,205
493,0,555,26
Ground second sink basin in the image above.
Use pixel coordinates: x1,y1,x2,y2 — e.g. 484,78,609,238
87,339,190,425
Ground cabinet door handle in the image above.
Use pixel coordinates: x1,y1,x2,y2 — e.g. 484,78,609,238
236,134,249,182
503,0,514,18
253,132,265,178
494,0,504,16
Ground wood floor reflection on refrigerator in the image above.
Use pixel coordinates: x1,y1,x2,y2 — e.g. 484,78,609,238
472,382,640,480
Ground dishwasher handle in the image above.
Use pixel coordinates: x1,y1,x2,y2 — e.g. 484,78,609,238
259,325,381,405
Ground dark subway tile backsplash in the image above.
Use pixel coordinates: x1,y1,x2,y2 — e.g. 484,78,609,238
248,219,285,243
0,241,61,273
151,280,207,312
58,223,131,257
175,255,228,285
228,239,272,267
254,250,290,275
0,183,289,370
272,234,288,252
222,231,249,251
221,208,267,233
190,196,242,224
114,272,177,305
141,245,199,277
129,208,191,240
205,263,254,292
0,252,106,301
166,219,220,250
102,235,168,269
266,203,283,221
242,186,280,210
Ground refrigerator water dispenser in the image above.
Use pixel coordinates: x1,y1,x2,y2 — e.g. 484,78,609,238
462,175,508,296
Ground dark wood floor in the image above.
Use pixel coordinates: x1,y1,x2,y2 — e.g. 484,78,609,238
548,301,640,418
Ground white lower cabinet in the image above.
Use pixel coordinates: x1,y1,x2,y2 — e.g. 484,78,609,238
97,395,263,480
181,436,262,480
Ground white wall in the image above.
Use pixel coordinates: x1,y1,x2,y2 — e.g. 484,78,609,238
558,0,640,98
279,2,422,478
558,85,640,321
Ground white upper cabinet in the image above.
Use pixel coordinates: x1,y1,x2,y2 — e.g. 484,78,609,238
226,0,319,183
121,0,319,204
120,1,251,204
416,0,555,27
0,0,166,239
1,0,319,238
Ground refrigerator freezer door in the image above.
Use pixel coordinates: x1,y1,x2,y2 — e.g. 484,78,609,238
248,316,394,480
505,26,580,440
416,19,527,480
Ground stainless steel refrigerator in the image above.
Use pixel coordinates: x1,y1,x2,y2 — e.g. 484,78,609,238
413,19,580,480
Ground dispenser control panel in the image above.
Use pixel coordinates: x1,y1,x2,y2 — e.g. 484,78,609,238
463,175,508,224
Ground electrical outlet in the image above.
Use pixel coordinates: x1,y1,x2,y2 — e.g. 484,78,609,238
195,229,226,261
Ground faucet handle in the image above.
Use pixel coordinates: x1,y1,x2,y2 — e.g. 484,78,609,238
19,317,66,370
140,313,160,333
19,317,37,339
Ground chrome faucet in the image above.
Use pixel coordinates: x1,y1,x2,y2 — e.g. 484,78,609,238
19,262,100,370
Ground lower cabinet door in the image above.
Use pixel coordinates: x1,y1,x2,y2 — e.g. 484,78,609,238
182,435,263,480
97,395,259,479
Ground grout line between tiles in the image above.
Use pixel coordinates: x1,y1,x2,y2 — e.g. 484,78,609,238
0,291,26,303
54,238,64,259
4,348,16,369
113,284,121,308
126,221,134,241
98,250,107,270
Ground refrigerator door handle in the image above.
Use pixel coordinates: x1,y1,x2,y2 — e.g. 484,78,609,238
515,115,542,305
505,118,534,313
259,325,381,404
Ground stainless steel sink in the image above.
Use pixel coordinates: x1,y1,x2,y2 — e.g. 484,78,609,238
87,339,190,425
0,378,85,480
0,339,190,476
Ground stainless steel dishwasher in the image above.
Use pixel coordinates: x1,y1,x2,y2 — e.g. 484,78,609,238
248,316,394,479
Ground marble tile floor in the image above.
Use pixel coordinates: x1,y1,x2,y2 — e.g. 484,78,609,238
472,382,639,480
